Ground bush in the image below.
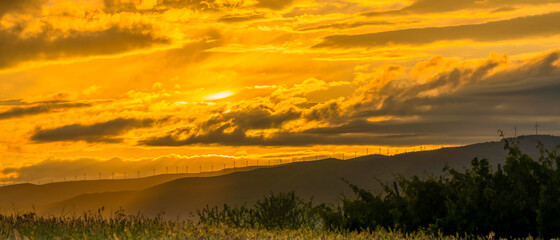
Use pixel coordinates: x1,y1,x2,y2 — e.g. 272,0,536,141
323,136,560,239
254,192,320,230
198,191,322,230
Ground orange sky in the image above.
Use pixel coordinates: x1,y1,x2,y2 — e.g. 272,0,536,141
1,0,560,184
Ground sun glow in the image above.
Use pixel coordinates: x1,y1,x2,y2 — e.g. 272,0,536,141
203,90,234,100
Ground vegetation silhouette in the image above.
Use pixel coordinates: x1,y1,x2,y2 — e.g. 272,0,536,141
195,133,560,238
320,132,560,238
197,191,321,230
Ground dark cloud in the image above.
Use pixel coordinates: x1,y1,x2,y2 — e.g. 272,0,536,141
142,112,529,147
140,127,431,147
142,51,560,147
297,20,393,32
255,0,295,10
103,0,294,13
0,99,25,106
314,12,560,48
0,0,47,17
140,126,394,146
141,106,302,146
196,105,301,131
31,118,158,143
103,0,214,12
141,125,255,146
160,0,246,10
139,102,451,147
103,0,139,12
304,100,343,123
0,24,169,69
0,102,91,120
346,52,554,117
302,119,457,135
363,0,559,16
218,13,266,23
337,52,560,142
225,106,301,130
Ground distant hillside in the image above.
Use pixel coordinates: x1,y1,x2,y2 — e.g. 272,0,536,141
3,135,559,219
0,166,259,210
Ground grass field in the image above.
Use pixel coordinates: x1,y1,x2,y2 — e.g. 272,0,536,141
0,213,501,240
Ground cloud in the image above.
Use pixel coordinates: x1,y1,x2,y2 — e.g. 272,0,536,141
0,99,25,106
363,0,559,16
31,118,159,143
138,79,348,147
0,102,91,120
224,107,302,130
330,51,560,138
353,51,560,116
103,0,294,13
0,24,169,69
141,127,430,146
314,12,560,48
103,0,200,12
297,20,393,32
255,0,295,10
141,104,302,146
0,0,47,17
218,13,266,23
141,50,560,146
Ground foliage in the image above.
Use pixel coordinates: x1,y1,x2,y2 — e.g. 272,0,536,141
322,136,560,239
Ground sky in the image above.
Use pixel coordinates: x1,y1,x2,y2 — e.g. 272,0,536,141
1,0,560,184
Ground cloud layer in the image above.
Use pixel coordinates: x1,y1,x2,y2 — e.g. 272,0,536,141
2,0,560,183
138,51,560,146
0,101,91,120
315,12,560,48
31,118,158,143
0,25,169,69
364,0,560,15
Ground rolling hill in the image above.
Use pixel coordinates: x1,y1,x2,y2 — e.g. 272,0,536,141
0,166,260,211
2,135,559,219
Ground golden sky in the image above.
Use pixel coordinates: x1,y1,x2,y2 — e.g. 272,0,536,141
2,0,560,183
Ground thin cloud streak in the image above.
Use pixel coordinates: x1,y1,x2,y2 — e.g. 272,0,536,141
31,118,160,143
0,25,169,70
363,0,560,15
0,102,91,120
315,12,560,48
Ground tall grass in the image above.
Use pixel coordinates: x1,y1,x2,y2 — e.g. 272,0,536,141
0,209,488,240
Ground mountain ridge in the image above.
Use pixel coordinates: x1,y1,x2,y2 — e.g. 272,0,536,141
2,135,559,219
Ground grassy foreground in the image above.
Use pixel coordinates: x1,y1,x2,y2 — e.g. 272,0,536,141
0,212,504,240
